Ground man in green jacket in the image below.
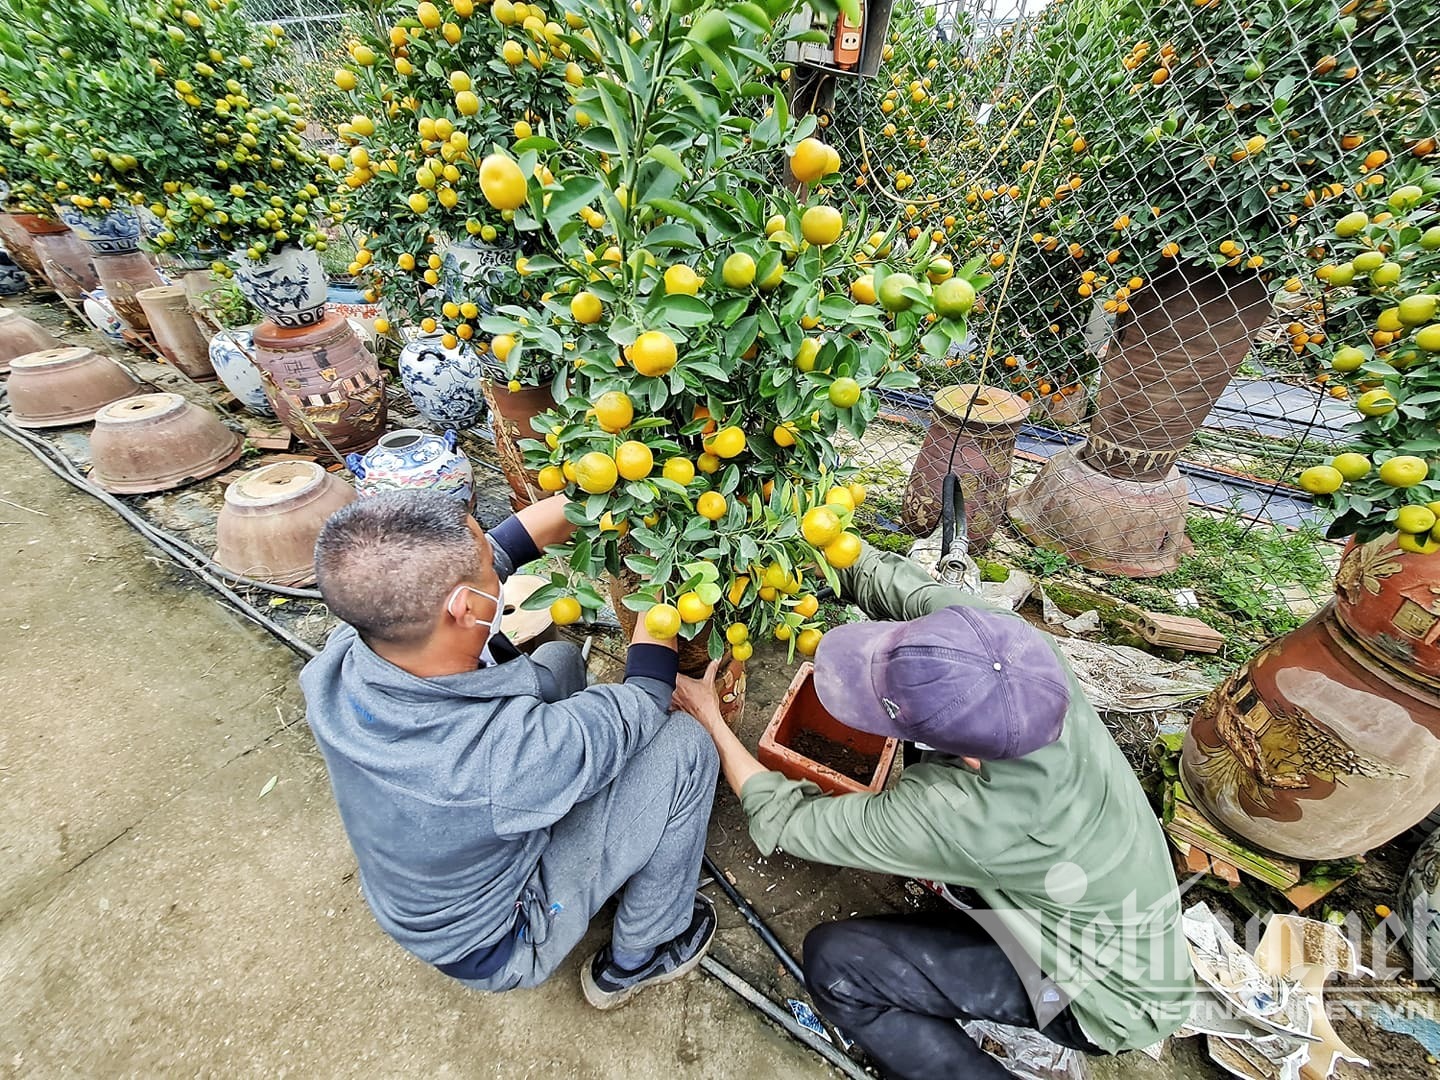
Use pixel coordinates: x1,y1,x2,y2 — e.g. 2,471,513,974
674,544,1193,1079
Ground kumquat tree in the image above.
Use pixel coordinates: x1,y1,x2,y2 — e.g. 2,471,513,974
470,0,991,659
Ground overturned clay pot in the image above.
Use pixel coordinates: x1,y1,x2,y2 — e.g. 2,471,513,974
215,460,355,586
6,346,139,429
89,393,243,494
0,308,61,376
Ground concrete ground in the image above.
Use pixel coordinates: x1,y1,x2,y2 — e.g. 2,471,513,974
0,435,827,1079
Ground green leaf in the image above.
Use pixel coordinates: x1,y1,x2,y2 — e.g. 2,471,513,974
651,294,713,327
544,176,604,235
647,144,691,180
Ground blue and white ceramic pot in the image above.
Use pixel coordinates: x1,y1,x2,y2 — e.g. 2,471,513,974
1402,828,1440,978
82,288,127,343
0,247,27,296
346,428,473,507
230,244,327,329
54,205,143,255
398,331,487,427
208,326,275,418
441,238,516,311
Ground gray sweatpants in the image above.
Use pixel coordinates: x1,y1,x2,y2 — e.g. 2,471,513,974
466,641,719,991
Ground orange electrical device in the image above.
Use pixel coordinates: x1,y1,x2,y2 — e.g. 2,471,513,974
834,10,862,69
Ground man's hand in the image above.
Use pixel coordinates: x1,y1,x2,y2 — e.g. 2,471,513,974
673,659,724,732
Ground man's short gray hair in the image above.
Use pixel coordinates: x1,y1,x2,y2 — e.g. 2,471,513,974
315,491,481,646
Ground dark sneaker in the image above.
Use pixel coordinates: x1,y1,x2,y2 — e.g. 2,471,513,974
581,895,717,1010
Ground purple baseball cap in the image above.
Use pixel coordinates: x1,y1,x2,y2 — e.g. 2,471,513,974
813,605,1070,759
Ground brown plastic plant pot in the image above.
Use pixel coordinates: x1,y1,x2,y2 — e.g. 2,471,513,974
89,393,243,494
214,460,355,587
758,663,898,796
6,346,140,429
0,308,61,376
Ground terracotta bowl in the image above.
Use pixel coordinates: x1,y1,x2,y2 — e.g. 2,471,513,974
6,346,140,429
89,393,243,494
215,460,354,586
0,308,61,376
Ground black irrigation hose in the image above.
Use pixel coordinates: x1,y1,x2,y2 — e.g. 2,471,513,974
1,393,866,1075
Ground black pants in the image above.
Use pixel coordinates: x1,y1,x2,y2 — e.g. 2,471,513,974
803,912,1100,1080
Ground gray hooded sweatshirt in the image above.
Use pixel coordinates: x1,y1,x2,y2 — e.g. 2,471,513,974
299,620,672,973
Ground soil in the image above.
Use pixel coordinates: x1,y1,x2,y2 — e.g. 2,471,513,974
790,728,881,784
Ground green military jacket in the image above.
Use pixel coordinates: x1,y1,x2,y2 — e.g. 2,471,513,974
740,546,1195,1053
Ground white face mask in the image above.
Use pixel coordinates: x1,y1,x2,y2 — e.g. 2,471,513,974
446,581,506,666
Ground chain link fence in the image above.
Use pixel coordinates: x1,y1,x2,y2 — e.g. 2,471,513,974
793,0,1439,662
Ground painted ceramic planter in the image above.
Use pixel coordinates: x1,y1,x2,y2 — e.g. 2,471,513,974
482,377,556,511
900,383,1028,551
1401,829,1440,978
0,249,27,295
29,230,99,301
0,308,60,376
137,285,216,380
92,251,166,333
231,245,327,329
441,239,516,310
251,314,386,453
208,327,275,418
325,281,382,324
0,214,48,282
82,288,126,343
6,346,139,428
347,428,473,506
89,392,242,493
54,205,143,255
398,332,487,427
1011,264,1271,577
215,460,355,586
1181,537,1440,860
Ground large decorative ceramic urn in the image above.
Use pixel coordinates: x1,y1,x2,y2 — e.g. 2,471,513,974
207,327,274,418
1181,535,1440,861
251,314,385,453
900,384,1028,552
1011,264,1271,577
398,332,487,427
53,205,143,255
230,245,327,329
347,429,474,507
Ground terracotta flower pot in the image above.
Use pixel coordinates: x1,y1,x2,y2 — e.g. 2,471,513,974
1180,534,1440,861
214,460,355,586
6,346,139,429
758,664,898,796
1011,263,1272,577
251,314,386,454
29,230,99,302
482,377,556,511
0,308,61,376
0,214,48,282
89,393,243,494
92,251,166,333
899,383,1028,550
136,285,216,380
10,213,68,236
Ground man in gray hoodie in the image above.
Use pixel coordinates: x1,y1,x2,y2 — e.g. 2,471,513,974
299,490,719,1009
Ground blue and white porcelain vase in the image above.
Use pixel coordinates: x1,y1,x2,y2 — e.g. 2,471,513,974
54,205,143,255
398,331,487,427
441,238,517,311
82,288,127,343
0,248,27,296
230,244,327,329
1402,828,1440,978
208,326,276,418
346,429,473,507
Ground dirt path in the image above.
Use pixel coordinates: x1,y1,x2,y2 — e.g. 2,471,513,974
0,435,825,1079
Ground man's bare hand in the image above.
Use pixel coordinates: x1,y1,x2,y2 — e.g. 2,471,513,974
672,659,724,732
